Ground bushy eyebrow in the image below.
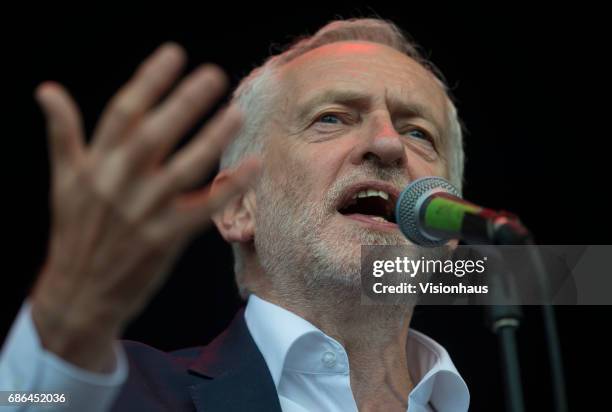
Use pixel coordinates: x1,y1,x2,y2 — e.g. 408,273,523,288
295,89,371,123
294,88,443,133
386,95,441,130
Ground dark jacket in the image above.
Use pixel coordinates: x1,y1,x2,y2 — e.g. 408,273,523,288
111,309,282,412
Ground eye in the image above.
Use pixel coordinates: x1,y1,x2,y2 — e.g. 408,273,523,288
406,128,430,141
317,113,343,124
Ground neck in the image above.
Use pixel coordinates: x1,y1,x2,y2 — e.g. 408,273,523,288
252,276,415,411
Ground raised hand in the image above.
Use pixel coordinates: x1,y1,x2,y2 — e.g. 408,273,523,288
30,43,260,372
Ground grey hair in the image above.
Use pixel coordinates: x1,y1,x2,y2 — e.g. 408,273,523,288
219,18,466,296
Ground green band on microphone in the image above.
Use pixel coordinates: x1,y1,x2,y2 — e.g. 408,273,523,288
424,196,481,232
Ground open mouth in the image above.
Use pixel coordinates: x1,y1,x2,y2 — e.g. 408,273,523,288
336,187,398,225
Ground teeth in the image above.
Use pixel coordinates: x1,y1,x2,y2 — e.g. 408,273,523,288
370,216,388,222
351,189,390,200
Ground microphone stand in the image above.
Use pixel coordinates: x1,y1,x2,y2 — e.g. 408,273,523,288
394,176,568,411
488,305,524,412
470,245,525,412
487,219,568,412
525,243,568,412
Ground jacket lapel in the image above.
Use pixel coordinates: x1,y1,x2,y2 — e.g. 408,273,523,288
187,308,282,412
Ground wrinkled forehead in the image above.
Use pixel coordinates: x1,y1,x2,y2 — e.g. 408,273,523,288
275,41,450,127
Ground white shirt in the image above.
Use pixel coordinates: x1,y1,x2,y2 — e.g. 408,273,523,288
245,295,469,412
0,302,127,411
0,297,469,411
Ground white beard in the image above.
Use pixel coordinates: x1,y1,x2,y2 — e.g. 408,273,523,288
254,162,414,304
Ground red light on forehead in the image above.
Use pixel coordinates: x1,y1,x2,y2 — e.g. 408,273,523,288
334,42,380,54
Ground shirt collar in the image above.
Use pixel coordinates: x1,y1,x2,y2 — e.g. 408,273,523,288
244,294,337,387
406,329,470,410
244,294,469,410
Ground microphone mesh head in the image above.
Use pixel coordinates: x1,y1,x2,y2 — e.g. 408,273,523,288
395,176,461,247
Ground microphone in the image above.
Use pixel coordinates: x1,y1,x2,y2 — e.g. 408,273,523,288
395,178,568,412
395,176,531,246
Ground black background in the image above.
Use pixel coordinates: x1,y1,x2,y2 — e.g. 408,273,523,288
3,4,610,411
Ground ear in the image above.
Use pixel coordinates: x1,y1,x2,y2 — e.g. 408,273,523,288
211,169,257,243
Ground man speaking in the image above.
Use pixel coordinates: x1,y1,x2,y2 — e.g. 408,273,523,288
1,18,469,411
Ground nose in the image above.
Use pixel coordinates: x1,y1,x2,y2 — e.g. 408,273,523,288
349,112,406,168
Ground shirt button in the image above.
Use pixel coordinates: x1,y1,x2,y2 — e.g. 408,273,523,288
322,351,337,367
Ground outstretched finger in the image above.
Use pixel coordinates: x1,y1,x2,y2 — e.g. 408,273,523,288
130,64,230,168
169,156,261,235
91,43,186,155
160,104,243,196
35,82,85,173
